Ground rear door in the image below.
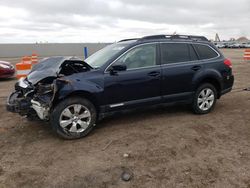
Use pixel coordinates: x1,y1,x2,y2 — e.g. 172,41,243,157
160,42,201,102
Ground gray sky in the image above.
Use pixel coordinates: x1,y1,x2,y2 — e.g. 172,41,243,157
0,0,249,43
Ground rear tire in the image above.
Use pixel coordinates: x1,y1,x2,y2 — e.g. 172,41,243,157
192,83,217,114
50,97,97,139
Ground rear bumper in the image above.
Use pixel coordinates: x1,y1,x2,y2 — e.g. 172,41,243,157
221,87,232,95
221,75,234,96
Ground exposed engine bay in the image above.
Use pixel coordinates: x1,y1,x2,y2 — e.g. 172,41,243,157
6,57,92,120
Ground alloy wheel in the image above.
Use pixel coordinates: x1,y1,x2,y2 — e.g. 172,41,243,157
197,88,215,111
59,104,91,133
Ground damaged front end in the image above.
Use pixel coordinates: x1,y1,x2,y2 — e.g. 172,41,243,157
6,77,55,120
30,82,55,120
7,77,35,116
6,56,92,121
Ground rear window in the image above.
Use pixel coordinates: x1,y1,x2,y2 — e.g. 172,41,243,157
193,44,218,60
160,43,198,64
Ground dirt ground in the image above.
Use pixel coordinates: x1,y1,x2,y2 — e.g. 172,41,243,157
0,49,250,188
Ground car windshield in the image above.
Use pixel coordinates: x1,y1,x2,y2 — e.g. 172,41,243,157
85,41,134,68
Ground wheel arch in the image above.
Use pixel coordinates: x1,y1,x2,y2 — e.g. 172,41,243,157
195,77,222,98
52,90,100,113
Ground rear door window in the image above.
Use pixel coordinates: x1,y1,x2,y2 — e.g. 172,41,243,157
160,43,198,64
193,44,218,60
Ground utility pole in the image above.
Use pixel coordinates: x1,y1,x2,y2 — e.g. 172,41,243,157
215,33,220,42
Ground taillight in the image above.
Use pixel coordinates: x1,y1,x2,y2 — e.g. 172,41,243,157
224,59,232,68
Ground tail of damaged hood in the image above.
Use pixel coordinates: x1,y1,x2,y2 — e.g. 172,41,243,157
27,56,92,84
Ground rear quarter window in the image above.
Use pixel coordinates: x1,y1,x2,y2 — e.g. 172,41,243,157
193,44,218,60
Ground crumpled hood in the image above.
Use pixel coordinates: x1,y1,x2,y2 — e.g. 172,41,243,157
27,56,81,84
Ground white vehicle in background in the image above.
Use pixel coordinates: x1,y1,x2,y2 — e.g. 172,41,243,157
232,43,241,48
244,43,250,48
215,43,225,48
227,43,241,48
226,43,234,48
240,43,247,48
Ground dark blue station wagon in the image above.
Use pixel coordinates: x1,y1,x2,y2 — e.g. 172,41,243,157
7,35,234,139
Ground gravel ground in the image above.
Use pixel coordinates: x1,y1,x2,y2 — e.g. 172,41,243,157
0,49,250,188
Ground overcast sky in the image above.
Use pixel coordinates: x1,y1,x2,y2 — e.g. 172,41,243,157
0,0,249,43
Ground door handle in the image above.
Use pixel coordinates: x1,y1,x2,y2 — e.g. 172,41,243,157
148,71,160,77
191,66,201,71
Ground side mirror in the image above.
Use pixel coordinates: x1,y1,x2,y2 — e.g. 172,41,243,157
110,64,127,75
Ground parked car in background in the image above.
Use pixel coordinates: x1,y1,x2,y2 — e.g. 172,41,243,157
226,43,240,48
215,43,225,48
224,43,232,48
0,61,15,78
240,43,247,48
243,43,250,48
7,35,234,139
232,43,241,48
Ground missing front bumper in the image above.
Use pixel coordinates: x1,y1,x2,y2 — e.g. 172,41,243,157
6,91,31,115
31,100,50,120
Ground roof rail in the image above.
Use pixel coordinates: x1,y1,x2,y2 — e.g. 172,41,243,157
140,35,166,40
119,38,139,42
140,35,209,42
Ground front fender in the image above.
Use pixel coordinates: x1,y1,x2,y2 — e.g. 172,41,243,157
53,77,104,105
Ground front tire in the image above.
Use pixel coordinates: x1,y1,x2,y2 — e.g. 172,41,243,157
50,97,97,139
192,83,217,114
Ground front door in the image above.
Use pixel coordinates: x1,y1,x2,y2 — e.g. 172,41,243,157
104,43,161,110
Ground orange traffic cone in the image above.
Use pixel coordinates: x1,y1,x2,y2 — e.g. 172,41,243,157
31,53,38,65
243,49,250,61
16,56,32,79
